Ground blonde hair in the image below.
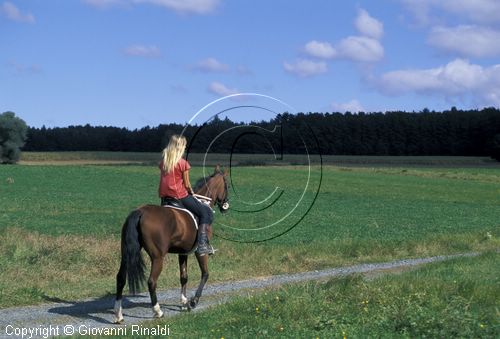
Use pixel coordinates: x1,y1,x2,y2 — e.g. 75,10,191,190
162,135,187,172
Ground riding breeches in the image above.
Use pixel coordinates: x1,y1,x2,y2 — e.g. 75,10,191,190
180,195,214,225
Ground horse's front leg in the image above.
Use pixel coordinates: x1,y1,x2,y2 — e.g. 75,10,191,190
190,252,209,309
178,255,189,310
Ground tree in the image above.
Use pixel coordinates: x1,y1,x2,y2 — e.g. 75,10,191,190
491,134,500,162
19,107,500,156
0,111,28,164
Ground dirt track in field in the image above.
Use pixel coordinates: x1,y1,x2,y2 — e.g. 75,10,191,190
0,252,479,338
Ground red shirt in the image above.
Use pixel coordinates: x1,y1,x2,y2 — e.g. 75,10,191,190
158,158,191,199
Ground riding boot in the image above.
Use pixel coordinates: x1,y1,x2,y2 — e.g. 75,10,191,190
196,223,214,256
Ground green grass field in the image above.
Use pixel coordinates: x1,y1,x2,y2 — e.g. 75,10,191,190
1,156,499,310
143,252,499,339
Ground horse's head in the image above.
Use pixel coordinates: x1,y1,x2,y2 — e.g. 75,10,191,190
210,166,230,213
194,166,230,213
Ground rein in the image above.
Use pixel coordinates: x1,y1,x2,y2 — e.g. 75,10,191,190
193,171,229,212
193,193,212,201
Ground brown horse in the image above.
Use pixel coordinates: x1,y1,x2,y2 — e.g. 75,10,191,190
113,166,229,323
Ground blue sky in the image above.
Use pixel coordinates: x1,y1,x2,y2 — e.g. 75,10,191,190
1,0,500,128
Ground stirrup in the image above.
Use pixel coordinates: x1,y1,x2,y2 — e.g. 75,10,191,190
208,245,217,256
197,244,216,256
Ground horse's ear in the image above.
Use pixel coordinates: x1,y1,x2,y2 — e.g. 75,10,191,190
214,164,221,174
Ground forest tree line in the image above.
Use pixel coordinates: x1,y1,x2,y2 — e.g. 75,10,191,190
22,108,500,160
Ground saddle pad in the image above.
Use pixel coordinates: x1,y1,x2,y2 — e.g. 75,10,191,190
163,205,198,230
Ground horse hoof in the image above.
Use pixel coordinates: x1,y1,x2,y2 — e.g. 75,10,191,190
189,300,197,309
153,304,164,318
113,317,124,324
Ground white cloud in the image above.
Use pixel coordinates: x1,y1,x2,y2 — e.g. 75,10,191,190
283,59,328,78
303,9,383,63
83,0,126,9
1,2,35,23
331,99,365,113
84,0,219,14
336,36,384,62
377,58,500,107
123,45,161,57
208,81,238,96
379,59,484,94
194,57,230,72
304,41,336,59
132,0,219,14
304,36,383,63
399,0,433,26
401,0,500,25
355,8,383,39
439,0,500,25
428,25,500,58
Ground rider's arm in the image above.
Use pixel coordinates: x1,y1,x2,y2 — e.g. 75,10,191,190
183,170,194,195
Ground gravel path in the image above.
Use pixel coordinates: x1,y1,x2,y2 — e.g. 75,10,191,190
0,252,479,338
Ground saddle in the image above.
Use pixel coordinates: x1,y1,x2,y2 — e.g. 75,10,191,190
161,197,198,229
161,197,184,209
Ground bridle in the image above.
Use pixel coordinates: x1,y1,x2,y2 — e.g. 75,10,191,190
196,172,229,213
216,174,230,213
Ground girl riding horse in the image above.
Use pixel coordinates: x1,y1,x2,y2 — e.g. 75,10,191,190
113,137,229,323
159,134,215,256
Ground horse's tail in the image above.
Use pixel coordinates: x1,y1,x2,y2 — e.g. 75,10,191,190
121,209,146,295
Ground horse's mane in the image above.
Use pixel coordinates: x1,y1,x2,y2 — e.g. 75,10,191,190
193,167,226,192
193,173,216,191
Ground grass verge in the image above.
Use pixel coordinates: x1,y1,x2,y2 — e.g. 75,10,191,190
140,252,499,338
0,228,498,309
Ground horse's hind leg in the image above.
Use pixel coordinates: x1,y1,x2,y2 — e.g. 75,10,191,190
190,253,209,309
178,255,189,310
113,261,126,323
148,257,164,318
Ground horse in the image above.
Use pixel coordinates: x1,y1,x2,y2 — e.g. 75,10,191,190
113,166,229,323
